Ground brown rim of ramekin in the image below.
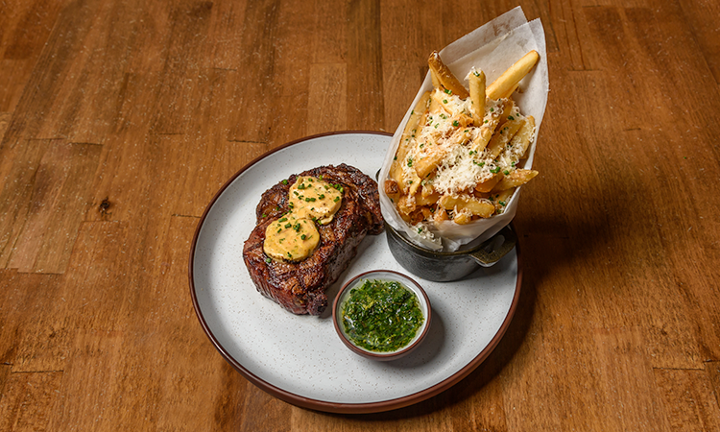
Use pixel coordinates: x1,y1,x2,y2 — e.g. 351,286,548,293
332,270,432,361
188,130,523,414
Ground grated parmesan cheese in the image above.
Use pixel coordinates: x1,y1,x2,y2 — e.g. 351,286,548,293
392,76,537,224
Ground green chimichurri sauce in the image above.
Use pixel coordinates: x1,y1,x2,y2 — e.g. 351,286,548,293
341,279,425,353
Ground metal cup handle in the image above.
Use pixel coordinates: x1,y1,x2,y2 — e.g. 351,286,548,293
469,225,517,267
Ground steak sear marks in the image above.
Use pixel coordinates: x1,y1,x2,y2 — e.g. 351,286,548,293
243,164,384,315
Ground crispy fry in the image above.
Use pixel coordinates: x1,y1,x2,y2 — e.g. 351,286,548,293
409,210,425,225
430,68,441,89
487,50,539,100
468,98,507,154
453,210,473,225
394,163,422,195
451,112,474,129
511,115,535,158
384,179,400,194
439,194,495,218
413,146,446,179
496,99,516,127
486,119,523,160
391,93,429,188
468,69,486,124
449,127,473,145
407,170,422,196
491,169,538,192
475,172,503,193
428,51,470,99
430,89,452,113
388,162,403,189
500,83,519,99
402,92,431,142
433,206,449,223
470,125,493,154
427,93,447,116
420,178,435,197
491,188,515,213
397,194,415,216
416,191,440,206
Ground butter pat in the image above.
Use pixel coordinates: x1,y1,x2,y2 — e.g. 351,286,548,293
288,176,343,225
264,176,344,262
264,217,320,262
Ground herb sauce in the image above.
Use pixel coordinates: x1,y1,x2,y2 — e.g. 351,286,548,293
341,279,425,352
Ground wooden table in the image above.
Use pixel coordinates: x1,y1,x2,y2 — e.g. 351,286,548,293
2,0,719,430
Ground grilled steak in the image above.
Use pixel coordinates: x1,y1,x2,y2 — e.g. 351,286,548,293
243,164,384,315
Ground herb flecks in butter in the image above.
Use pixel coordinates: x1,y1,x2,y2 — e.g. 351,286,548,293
288,176,343,225
263,217,319,262
263,175,344,262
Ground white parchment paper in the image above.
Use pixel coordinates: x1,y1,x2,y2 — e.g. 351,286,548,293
378,7,549,251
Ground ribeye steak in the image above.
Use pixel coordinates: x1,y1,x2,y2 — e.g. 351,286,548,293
243,164,384,315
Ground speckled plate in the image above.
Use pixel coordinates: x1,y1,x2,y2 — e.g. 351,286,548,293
189,132,521,414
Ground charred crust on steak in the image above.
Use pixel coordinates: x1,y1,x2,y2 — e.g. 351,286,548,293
243,164,384,316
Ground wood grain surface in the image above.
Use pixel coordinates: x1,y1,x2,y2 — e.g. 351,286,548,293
1,0,719,430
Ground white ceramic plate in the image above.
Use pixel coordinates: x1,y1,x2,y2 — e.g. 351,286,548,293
189,132,521,414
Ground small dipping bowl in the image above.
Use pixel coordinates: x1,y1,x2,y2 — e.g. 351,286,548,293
385,223,517,282
332,270,431,361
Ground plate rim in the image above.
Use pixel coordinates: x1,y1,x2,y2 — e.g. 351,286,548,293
188,130,523,414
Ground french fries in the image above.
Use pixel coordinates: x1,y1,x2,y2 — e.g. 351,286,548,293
486,50,539,100
428,51,470,99
468,69,486,124
389,50,540,229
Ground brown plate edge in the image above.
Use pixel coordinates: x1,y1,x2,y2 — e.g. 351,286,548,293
187,130,523,414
